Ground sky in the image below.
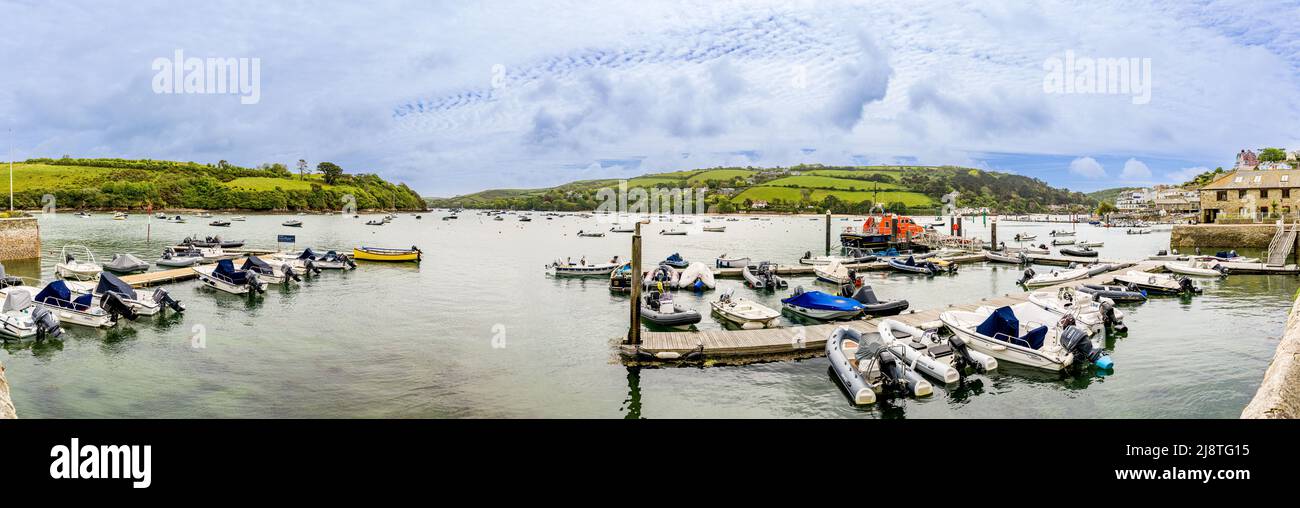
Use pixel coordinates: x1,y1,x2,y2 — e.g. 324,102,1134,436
2,0,1299,196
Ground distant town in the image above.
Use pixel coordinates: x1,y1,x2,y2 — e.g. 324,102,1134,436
1108,148,1300,224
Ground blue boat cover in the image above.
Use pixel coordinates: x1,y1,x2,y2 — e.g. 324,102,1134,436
975,306,1047,349
214,259,250,285
73,293,94,310
877,247,899,257
34,281,81,310
95,272,134,297
297,248,318,260
241,256,272,274
903,255,916,266
781,290,864,311
666,253,683,263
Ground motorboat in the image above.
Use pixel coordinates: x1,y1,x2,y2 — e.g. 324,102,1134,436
547,259,619,277
609,263,635,293
1048,230,1076,237
1199,250,1260,264
101,253,150,274
196,246,228,262
710,290,780,330
156,247,203,267
1050,238,1075,246
352,246,422,263
241,256,300,286
609,225,635,233
1147,249,1188,261
182,236,244,248
55,245,101,281
1078,284,1148,303
887,255,951,276
643,264,680,289
66,272,184,316
1077,240,1104,248
1165,260,1228,277
780,287,864,320
27,280,136,327
112,212,127,221
282,220,303,227
659,229,686,236
837,284,908,316
75,211,92,218
639,289,700,329
209,220,232,227
576,230,605,238
231,216,246,221
984,250,1027,264
798,250,876,266
814,260,860,285
940,303,1112,372
826,327,932,405
368,219,386,226
1017,266,1090,288
714,255,750,268
193,259,269,295
676,262,716,290
1059,246,1098,257
703,226,726,233
1126,228,1153,235
1112,270,1200,295
1014,233,1037,241
877,319,997,384
742,262,787,291
519,216,532,222
196,212,213,218
1022,244,1050,255
164,215,186,224
662,253,689,269
1027,287,1126,336
0,286,63,340
313,250,357,270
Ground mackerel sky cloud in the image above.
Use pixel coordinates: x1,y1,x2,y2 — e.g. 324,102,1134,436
2,0,1299,196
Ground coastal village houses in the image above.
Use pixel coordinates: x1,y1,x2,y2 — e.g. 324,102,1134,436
1199,149,1300,223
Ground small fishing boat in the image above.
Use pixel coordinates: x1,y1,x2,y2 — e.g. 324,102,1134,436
1112,270,1200,295
659,229,687,236
1147,249,1188,261
662,253,689,269
1050,238,1076,246
781,287,864,320
0,286,64,340
1165,260,1228,277
66,272,184,316
640,289,700,329
1017,266,1090,287
940,303,1111,372
367,219,385,226
838,284,908,316
193,259,269,295
814,260,860,285
1022,244,1050,255
112,212,127,221
75,211,92,218
887,255,949,276
282,220,303,227
27,280,137,327
1059,246,1098,257
209,220,232,227
877,319,997,384
1077,240,1104,248
231,216,246,221
519,216,532,222
703,226,726,233
313,251,356,270
55,245,101,281
547,259,619,277
182,236,244,248
576,230,605,238
643,264,680,289
609,263,635,293
101,253,150,274
826,327,932,405
710,290,780,329
353,246,422,263
1078,284,1148,303
984,250,1027,264
714,254,750,268
165,215,186,224
609,225,635,233
240,256,300,285
155,247,202,267
676,262,716,290
1126,228,1152,235
742,262,787,290
1027,287,1126,336
1199,250,1260,264
1014,233,1037,241
1049,230,1076,237
798,250,876,266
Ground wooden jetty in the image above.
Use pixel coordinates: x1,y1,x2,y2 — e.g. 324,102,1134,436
118,248,280,288
620,260,1159,366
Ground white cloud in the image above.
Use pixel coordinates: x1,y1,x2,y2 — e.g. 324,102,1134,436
1166,166,1211,184
1120,158,1152,180
1069,157,1106,179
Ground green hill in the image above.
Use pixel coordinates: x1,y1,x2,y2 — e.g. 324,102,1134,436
1,157,423,211
1087,187,1142,205
430,164,1095,214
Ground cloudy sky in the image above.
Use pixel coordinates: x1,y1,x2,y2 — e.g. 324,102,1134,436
3,0,1299,196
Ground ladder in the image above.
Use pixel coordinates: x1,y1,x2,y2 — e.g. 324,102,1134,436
1265,221,1298,266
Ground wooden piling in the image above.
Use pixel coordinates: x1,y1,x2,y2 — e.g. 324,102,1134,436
990,219,997,249
824,209,831,256
627,221,643,345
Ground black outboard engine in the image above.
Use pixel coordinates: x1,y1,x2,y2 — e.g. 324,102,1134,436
1213,263,1229,275
30,306,63,339
343,254,357,269
945,334,988,374
65,253,76,263
100,292,138,322
152,287,185,313
282,264,301,282
1098,299,1124,332
1178,276,1200,294
248,273,266,294
303,258,321,275
1058,325,1112,369
1018,267,1036,285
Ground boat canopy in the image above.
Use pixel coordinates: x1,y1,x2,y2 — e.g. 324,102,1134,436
783,290,863,311
241,256,272,273
975,306,1047,350
297,248,318,260
35,281,91,310
105,253,147,271
2,289,32,312
214,259,250,285
95,272,135,297
666,253,684,264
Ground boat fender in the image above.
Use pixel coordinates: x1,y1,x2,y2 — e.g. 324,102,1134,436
654,351,681,360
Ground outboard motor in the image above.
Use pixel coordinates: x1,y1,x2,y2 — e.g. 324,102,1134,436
342,254,357,270
65,253,76,263
857,339,928,397
1213,263,1229,275
30,306,63,339
100,292,139,322
1018,268,1036,285
1178,276,1200,294
248,272,266,294
945,334,989,374
303,258,321,275
282,264,301,282
1098,299,1125,332
152,287,185,313
1059,325,1113,369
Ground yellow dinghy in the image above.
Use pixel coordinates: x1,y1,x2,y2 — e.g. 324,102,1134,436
353,246,422,263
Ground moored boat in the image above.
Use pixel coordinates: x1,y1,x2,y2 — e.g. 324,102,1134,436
838,284,908,316
781,287,864,320
1017,266,1090,287
101,253,150,274
55,245,101,281
353,246,422,263
710,290,780,329
825,327,932,405
1112,270,1200,295
547,259,619,277
940,303,1112,372
742,262,787,290
0,286,64,340
640,289,700,329
1165,260,1228,277
1059,246,1098,257
27,280,137,327
714,254,749,268
193,259,269,295
877,319,997,384
282,220,303,227
676,262,716,290
66,272,184,316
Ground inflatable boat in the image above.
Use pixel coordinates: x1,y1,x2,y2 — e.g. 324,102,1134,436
826,326,932,405
640,289,701,329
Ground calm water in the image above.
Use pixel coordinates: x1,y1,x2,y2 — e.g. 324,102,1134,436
1,212,1293,418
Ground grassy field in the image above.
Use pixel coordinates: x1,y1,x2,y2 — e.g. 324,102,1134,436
687,169,755,184
802,169,903,178
731,186,935,207
2,163,116,192
764,175,905,191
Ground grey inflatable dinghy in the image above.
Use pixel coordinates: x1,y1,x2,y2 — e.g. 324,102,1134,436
640,290,701,329
838,284,908,316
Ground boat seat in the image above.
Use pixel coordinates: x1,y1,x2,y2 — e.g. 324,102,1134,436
927,343,954,358
1020,325,1048,350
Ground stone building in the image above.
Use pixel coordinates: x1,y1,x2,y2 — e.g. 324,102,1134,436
1200,169,1300,223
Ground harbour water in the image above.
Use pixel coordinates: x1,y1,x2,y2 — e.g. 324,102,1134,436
0,212,1292,418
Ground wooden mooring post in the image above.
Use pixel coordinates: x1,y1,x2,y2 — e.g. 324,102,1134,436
627,221,643,345
824,209,831,255
990,219,997,249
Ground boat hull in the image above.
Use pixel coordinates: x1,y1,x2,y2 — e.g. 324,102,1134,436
353,248,421,262
941,313,1070,371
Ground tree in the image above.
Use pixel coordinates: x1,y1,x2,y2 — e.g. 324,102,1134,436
317,161,344,185
1260,148,1287,162
1096,201,1117,217
297,159,308,180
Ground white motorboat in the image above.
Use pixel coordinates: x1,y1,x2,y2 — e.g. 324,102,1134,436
1018,266,1091,288
825,326,931,405
240,256,301,285
1147,250,1188,261
1077,240,1104,248
193,260,269,295
703,226,726,233
984,250,1027,264
1165,260,1228,277
66,272,184,316
547,260,619,277
1027,287,1125,337
710,290,780,329
576,230,605,238
1050,238,1075,246
781,287,864,320
1049,230,1076,237
55,245,102,281
1197,250,1260,264
714,255,749,268
1013,233,1037,241
22,281,135,328
609,225,635,233
814,260,860,285
876,319,997,384
659,229,687,236
676,262,716,290
940,302,1112,372
0,287,64,339
1021,244,1050,255
196,246,228,262
1113,270,1200,295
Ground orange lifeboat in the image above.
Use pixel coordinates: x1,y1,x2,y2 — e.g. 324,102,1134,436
861,213,926,237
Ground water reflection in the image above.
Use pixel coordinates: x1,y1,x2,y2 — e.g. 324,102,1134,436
622,366,642,419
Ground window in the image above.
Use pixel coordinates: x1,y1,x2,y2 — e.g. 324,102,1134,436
1261,189,1270,198
1283,175,1291,183
1285,206,1293,215
1234,176,1244,183
1254,175,1263,183
1285,189,1292,199
1216,191,1228,201
1239,190,1248,199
